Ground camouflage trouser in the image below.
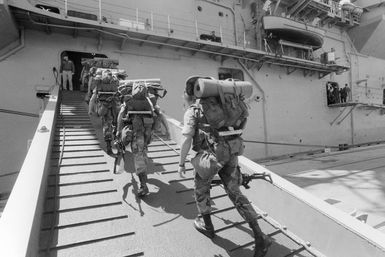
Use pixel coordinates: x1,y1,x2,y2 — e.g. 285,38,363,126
193,151,259,222
131,131,148,175
101,104,118,141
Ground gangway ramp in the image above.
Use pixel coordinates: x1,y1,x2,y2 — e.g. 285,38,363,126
2,90,385,257
38,91,324,257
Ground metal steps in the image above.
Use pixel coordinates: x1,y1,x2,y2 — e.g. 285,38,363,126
39,91,323,257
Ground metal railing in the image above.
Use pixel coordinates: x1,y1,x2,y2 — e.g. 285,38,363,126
35,0,241,47
0,86,60,257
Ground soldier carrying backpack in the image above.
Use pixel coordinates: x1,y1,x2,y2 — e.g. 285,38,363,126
116,79,168,196
178,76,272,257
95,70,120,155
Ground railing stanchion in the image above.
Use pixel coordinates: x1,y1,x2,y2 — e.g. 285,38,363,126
64,0,68,17
243,31,246,48
151,12,154,31
195,19,199,40
220,25,223,45
136,8,139,30
98,0,102,23
168,15,171,35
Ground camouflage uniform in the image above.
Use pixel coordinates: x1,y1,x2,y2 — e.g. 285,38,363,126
182,104,259,221
96,74,119,153
88,70,101,115
118,110,153,171
180,77,271,256
116,94,155,196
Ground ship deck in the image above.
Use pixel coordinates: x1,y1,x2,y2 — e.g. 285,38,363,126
262,144,385,232
38,91,315,257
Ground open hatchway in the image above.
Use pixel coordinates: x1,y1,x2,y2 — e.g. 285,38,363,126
39,91,325,257
59,51,107,91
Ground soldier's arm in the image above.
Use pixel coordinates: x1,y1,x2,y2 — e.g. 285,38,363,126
178,108,196,173
159,113,170,139
80,67,84,80
116,104,126,135
179,134,192,167
155,107,170,139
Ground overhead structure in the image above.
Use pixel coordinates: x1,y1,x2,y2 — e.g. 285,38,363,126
8,5,349,78
285,0,363,27
328,102,385,125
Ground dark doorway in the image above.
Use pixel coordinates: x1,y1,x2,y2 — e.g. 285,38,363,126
326,81,340,105
60,51,107,91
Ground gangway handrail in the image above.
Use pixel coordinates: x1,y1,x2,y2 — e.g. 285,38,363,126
0,85,60,257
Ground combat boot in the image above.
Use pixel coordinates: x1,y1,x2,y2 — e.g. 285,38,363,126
106,140,113,155
249,221,272,257
194,214,215,238
137,173,149,197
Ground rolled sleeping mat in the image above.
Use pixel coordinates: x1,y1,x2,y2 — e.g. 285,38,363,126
119,79,163,93
194,78,253,98
119,78,161,87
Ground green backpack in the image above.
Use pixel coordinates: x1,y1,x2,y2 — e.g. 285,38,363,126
195,78,253,164
197,78,251,131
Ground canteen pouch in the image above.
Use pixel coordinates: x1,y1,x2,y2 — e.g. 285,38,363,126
191,152,222,180
121,125,133,145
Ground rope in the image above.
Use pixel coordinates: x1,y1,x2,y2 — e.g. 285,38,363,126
153,134,181,156
243,139,339,149
0,108,39,118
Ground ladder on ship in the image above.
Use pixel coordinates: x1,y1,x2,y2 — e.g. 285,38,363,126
38,91,324,257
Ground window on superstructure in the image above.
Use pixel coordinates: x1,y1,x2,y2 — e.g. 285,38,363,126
218,68,244,81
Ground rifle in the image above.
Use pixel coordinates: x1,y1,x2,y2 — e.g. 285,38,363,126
113,138,126,174
211,171,273,189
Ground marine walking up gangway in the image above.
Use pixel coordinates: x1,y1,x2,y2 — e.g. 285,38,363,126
39,91,324,257
1,89,385,257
